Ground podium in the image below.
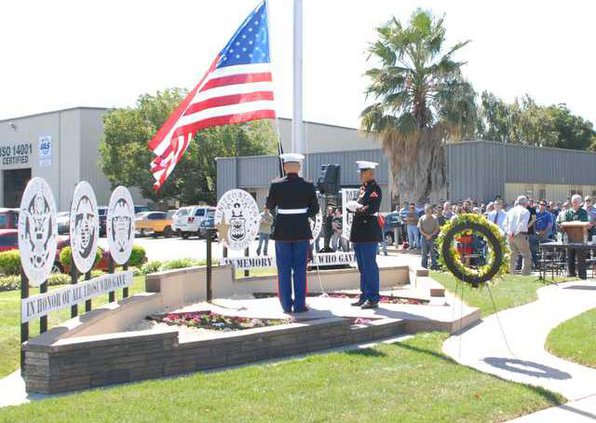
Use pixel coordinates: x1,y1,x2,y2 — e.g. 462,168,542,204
560,222,591,243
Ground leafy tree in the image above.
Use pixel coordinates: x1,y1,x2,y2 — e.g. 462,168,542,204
546,104,595,150
361,10,477,203
477,92,594,150
99,89,277,205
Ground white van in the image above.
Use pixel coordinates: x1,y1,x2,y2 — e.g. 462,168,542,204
174,206,215,238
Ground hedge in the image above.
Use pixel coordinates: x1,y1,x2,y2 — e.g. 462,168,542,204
0,273,71,292
0,250,21,276
0,275,20,291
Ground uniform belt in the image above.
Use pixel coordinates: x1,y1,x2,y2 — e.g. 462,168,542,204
277,208,308,215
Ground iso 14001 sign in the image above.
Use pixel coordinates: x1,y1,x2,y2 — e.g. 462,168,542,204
0,142,32,167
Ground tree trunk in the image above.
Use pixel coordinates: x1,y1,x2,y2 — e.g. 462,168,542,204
383,129,447,205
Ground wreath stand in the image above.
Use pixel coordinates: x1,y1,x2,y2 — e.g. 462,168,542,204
440,215,516,358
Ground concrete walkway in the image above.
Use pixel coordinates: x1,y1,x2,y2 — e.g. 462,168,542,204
443,279,596,421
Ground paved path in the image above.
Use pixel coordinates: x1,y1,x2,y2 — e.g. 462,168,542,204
443,279,596,421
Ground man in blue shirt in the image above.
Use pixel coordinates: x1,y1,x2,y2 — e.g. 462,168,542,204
535,200,554,242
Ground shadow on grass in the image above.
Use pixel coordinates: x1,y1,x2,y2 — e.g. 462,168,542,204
344,348,387,358
389,337,564,407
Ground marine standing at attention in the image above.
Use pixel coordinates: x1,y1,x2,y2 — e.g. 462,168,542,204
266,153,320,313
348,161,383,309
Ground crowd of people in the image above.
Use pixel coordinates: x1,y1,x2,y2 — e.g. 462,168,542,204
256,185,595,288
395,194,596,279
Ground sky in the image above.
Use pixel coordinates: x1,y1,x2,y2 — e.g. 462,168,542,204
1,0,595,129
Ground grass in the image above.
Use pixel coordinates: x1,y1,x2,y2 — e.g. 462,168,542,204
546,307,596,368
430,272,572,317
0,276,147,378
0,332,563,422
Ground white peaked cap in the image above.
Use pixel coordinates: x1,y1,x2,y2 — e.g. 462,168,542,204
280,153,305,163
356,160,379,170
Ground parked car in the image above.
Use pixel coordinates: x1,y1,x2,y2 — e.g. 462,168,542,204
135,211,174,238
171,207,191,235
98,207,108,237
56,211,70,235
0,229,18,252
198,209,216,239
176,206,215,239
134,205,150,214
0,208,19,229
382,211,402,245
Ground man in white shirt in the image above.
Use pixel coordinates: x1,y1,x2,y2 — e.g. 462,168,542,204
487,200,507,233
504,196,532,275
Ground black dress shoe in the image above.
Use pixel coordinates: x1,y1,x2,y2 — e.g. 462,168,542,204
361,300,379,309
351,299,365,307
293,307,309,313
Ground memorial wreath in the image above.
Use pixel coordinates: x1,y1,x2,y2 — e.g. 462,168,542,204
437,213,509,287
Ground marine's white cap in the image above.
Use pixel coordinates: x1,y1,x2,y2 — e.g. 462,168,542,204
280,153,305,163
356,160,379,171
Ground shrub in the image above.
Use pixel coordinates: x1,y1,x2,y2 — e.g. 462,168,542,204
0,275,20,291
59,247,101,269
47,273,71,286
140,260,162,275
160,258,198,271
129,245,147,267
0,250,21,276
128,266,143,277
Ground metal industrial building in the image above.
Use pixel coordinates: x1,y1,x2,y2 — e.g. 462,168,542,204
0,107,112,210
218,139,596,209
1,107,594,211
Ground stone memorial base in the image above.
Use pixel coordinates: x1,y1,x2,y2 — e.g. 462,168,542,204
23,264,478,394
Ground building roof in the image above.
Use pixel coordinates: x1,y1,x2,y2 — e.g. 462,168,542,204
0,107,109,123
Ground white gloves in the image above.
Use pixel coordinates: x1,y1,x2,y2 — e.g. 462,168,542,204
346,200,362,213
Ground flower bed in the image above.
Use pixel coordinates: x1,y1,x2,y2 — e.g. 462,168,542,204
252,292,429,305
147,311,293,331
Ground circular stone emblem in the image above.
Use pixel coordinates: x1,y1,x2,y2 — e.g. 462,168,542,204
310,211,323,240
69,181,99,274
215,189,260,251
18,177,58,287
107,186,135,265
438,214,508,287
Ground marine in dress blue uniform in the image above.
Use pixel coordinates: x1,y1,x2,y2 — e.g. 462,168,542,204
349,161,383,309
266,153,320,313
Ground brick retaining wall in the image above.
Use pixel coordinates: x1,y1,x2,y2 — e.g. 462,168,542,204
25,317,406,394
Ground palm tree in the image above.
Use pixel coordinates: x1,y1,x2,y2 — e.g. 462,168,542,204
361,10,477,203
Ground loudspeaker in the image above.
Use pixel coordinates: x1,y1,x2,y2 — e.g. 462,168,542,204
317,164,340,195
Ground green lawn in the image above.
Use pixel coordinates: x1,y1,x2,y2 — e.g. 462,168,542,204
0,276,147,378
431,272,571,317
0,332,562,422
546,307,596,368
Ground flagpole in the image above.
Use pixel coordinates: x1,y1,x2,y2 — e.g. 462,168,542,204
292,0,304,161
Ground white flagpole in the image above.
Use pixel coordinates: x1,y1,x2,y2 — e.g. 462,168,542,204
292,0,304,158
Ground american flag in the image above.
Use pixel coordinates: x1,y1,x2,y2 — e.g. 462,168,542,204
149,1,276,190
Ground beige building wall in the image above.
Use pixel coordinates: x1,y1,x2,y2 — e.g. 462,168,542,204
505,183,596,205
